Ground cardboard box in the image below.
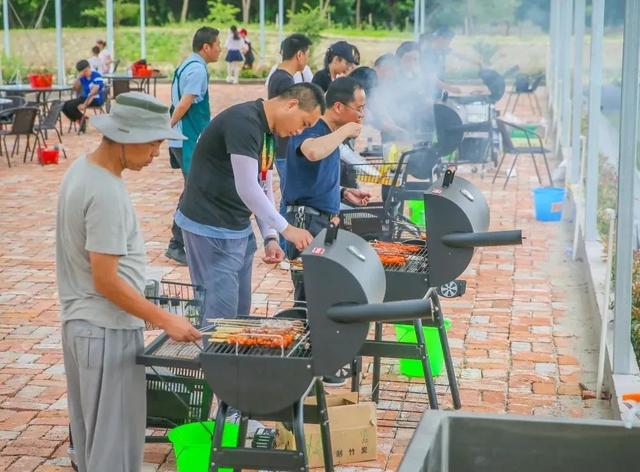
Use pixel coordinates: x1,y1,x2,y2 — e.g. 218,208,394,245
275,392,377,468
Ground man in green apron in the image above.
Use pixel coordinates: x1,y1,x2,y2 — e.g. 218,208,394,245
166,27,221,265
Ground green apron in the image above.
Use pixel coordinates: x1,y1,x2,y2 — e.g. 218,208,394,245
172,59,210,175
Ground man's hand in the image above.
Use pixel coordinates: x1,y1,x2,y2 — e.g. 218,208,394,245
339,122,362,140
161,315,202,342
343,188,371,206
282,225,314,251
89,84,100,95
263,239,285,264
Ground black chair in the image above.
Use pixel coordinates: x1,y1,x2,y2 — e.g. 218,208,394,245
492,119,553,189
34,100,67,160
0,107,42,167
504,74,544,116
112,59,120,73
0,96,27,126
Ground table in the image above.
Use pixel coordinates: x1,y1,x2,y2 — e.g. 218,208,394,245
0,84,73,111
102,73,167,97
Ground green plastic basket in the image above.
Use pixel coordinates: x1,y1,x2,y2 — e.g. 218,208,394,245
408,200,426,227
394,319,452,377
168,420,240,472
509,124,538,138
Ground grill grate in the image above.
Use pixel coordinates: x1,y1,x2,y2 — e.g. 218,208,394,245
153,338,204,360
373,244,429,274
205,331,312,358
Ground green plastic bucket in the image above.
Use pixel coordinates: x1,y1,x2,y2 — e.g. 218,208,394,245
394,319,452,377
408,200,426,227
168,420,240,472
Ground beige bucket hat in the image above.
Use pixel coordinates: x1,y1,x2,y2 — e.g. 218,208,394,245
90,91,185,143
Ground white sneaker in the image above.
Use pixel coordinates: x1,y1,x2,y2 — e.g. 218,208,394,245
226,76,233,83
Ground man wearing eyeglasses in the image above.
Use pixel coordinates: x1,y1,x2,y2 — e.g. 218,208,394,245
283,77,371,280
283,77,371,387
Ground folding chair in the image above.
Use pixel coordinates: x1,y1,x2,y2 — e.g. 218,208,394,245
0,107,42,167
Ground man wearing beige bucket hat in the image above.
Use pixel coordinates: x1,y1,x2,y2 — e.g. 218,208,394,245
56,92,202,472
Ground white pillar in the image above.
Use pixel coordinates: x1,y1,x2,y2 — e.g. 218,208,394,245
546,0,555,107
560,0,573,150
55,0,64,85
414,0,420,40
140,0,146,59
569,0,585,184
259,0,265,65
278,0,284,45
106,0,115,61
420,0,427,35
2,0,9,57
584,0,605,241
613,0,640,375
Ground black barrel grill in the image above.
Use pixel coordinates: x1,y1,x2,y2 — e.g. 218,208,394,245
139,228,439,472
343,168,522,410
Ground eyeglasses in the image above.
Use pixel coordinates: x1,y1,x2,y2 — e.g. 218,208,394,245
341,103,366,115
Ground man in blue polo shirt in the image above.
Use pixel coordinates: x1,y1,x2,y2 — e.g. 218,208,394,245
283,77,371,285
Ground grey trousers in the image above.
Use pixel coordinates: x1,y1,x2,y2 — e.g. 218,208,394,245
182,229,257,321
62,319,146,472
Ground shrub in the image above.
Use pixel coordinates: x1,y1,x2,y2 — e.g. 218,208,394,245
207,0,240,26
287,4,329,45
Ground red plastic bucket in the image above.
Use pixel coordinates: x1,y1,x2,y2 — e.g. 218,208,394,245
37,147,60,165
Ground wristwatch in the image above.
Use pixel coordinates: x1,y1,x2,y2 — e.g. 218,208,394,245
264,236,278,246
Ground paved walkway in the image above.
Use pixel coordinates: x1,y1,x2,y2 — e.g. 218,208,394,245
0,83,610,471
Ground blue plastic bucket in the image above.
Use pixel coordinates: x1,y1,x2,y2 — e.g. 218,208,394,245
532,187,566,221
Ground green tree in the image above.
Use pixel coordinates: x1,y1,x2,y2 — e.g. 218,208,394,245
207,0,241,25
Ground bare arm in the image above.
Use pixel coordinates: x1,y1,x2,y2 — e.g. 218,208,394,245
89,252,201,341
300,122,361,162
170,94,196,127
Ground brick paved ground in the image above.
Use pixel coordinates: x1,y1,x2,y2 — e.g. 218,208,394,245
0,83,611,471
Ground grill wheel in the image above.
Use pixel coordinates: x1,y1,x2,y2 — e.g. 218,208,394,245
439,281,459,298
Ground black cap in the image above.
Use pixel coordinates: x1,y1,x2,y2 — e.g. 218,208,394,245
329,41,359,65
76,59,90,72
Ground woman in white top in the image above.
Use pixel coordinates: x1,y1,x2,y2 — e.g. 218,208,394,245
88,46,103,73
225,26,245,84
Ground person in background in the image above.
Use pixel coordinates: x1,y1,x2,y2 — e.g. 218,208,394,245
419,27,463,97
311,41,360,92
175,83,324,320
96,39,113,74
56,92,201,472
266,40,313,87
62,60,105,133
88,46,102,72
239,28,255,70
165,27,221,266
266,33,313,255
225,25,245,84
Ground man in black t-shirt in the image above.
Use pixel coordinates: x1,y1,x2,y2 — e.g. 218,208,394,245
266,34,313,252
176,83,325,320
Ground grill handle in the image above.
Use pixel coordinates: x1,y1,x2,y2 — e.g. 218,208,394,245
326,298,432,324
441,230,522,248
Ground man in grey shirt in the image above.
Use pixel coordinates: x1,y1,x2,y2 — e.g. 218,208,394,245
56,92,201,472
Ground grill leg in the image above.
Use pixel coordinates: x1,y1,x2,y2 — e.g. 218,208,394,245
350,357,361,393
503,154,518,189
292,400,309,471
315,378,334,471
210,401,228,472
431,292,461,409
371,322,383,403
235,414,249,472
414,318,439,409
